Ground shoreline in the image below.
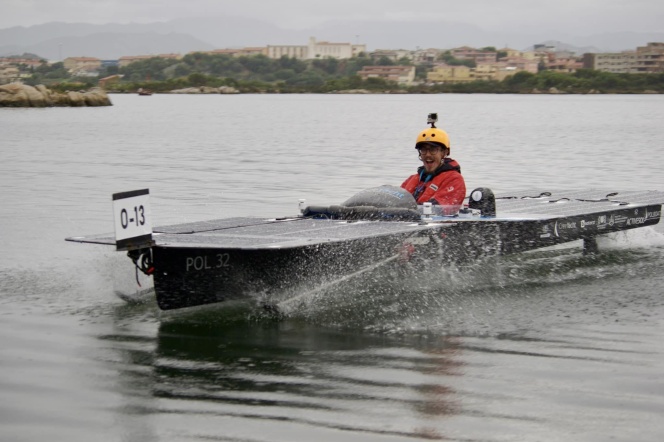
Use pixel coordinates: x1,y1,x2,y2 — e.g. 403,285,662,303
106,89,661,95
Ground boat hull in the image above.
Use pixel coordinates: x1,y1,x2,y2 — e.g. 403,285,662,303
151,202,661,310
65,188,664,311
152,229,423,310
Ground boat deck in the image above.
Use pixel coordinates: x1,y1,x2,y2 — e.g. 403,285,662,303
66,189,664,250
493,188,664,217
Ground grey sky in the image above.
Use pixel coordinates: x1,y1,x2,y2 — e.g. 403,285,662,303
3,0,663,35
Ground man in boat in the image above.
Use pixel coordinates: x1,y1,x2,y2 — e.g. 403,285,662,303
401,114,466,215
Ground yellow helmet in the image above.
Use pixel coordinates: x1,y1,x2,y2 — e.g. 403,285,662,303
415,127,450,150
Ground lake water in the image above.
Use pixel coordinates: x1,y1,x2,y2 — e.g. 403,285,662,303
2,93,664,441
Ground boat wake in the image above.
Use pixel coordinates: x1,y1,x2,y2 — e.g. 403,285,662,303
272,227,664,333
103,226,664,334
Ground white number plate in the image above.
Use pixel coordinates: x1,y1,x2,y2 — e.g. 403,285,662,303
112,189,152,250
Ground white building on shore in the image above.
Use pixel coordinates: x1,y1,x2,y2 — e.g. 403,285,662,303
267,37,366,60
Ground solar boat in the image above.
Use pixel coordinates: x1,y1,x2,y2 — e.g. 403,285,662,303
66,185,664,311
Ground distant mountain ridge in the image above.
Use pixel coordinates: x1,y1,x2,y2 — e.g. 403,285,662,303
1,17,662,60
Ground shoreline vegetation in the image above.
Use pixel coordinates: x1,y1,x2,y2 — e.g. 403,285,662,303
18,53,664,96
73,70,664,95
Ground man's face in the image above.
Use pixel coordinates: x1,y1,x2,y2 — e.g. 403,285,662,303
417,143,445,174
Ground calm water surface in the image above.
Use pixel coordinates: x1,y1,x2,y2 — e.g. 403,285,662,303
1,94,664,441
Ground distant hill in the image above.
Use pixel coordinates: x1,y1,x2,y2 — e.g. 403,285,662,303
0,22,216,59
1,17,663,61
0,18,301,60
310,21,663,53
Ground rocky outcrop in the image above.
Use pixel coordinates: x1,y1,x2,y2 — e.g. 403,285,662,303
0,83,112,107
169,86,240,94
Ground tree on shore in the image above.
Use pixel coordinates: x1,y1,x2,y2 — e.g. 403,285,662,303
20,52,663,94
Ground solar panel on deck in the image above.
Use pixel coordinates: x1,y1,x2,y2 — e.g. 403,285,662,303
66,189,664,249
155,219,436,249
494,189,664,216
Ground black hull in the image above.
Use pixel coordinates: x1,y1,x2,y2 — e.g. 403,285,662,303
152,203,661,310
65,188,664,311
153,232,416,310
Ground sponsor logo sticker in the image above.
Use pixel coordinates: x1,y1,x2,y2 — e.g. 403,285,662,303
626,208,660,226
580,219,596,229
554,220,577,237
646,209,661,220
597,214,607,229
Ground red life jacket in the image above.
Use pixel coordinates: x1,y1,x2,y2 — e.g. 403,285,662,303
401,158,466,215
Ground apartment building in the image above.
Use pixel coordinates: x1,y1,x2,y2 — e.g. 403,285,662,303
634,42,664,73
427,64,473,83
499,48,524,58
583,43,663,74
472,63,528,81
208,47,267,57
584,52,636,73
500,57,539,74
357,65,416,85
412,48,441,64
450,46,497,64
546,57,584,73
266,44,308,60
473,64,501,81
427,55,539,83
267,37,366,60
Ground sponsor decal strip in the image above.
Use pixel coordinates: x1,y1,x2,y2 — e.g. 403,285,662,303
543,205,661,239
